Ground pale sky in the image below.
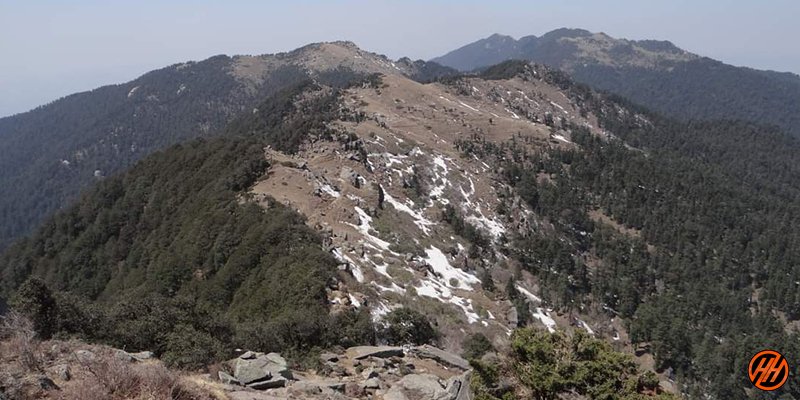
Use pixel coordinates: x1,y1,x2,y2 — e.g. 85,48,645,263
1,0,798,118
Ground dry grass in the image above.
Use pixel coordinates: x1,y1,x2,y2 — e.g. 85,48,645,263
0,312,42,372
0,313,214,399
59,356,212,400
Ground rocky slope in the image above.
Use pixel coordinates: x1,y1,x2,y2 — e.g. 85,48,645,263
433,28,800,137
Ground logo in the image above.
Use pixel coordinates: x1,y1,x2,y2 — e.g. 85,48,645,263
748,350,788,391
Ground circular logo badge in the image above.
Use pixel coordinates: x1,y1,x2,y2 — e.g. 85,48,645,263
748,350,788,391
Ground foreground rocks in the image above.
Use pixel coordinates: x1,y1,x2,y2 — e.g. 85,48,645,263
217,345,473,399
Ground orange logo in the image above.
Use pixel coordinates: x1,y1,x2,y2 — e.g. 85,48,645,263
748,350,788,391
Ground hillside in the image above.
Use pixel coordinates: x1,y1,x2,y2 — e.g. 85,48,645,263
432,28,800,137
4,50,800,399
0,42,457,251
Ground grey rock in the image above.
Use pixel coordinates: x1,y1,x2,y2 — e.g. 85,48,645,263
362,368,379,379
385,374,446,400
233,358,271,384
218,371,240,385
114,350,134,362
292,380,345,394
363,377,381,389
74,349,96,363
247,376,287,390
129,351,154,361
239,351,257,360
37,376,59,391
232,352,292,385
319,352,339,363
506,306,519,328
53,364,70,381
348,345,404,360
413,345,471,370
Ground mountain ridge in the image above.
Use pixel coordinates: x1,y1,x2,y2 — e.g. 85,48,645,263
0,41,457,251
433,29,800,137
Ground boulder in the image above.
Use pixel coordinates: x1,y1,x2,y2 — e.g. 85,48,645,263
291,380,345,394
412,345,471,370
49,364,70,381
129,351,154,361
347,346,404,360
37,376,59,391
345,382,365,397
247,377,287,390
319,352,339,363
218,371,240,385
114,350,134,362
363,377,381,389
384,374,447,400
232,352,292,385
74,349,96,363
239,351,257,360
362,368,379,379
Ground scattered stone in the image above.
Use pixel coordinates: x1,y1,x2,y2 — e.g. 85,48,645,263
345,382,365,397
232,352,292,385
362,368,379,379
363,377,381,389
347,346,404,360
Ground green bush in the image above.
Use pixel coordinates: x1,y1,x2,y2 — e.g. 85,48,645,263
381,308,438,346
462,333,494,360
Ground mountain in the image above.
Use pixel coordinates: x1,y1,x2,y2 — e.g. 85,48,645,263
0,42,458,251
433,29,800,137
4,41,800,398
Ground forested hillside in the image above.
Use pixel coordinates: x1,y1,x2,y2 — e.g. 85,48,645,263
451,70,800,396
0,56,308,251
0,42,456,252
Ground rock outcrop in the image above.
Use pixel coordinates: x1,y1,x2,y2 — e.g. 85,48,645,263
216,345,473,399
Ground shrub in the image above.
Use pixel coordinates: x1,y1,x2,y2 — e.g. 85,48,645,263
10,277,58,339
381,308,438,346
462,333,494,360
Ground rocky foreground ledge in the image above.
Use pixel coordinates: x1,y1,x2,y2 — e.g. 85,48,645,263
216,345,473,400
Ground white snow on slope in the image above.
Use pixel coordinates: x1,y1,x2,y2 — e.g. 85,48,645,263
552,134,572,144
516,285,542,303
458,101,481,113
532,307,557,333
352,207,392,250
332,248,364,283
382,188,434,235
424,246,480,290
319,183,341,198
127,86,139,98
578,319,595,335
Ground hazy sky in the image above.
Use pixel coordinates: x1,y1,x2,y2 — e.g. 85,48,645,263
1,0,798,117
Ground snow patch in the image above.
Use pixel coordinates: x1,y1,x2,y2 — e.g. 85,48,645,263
515,285,542,303
127,86,139,98
382,187,435,235
350,207,392,251
424,246,479,290
532,307,557,333
319,183,340,198
578,319,595,335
